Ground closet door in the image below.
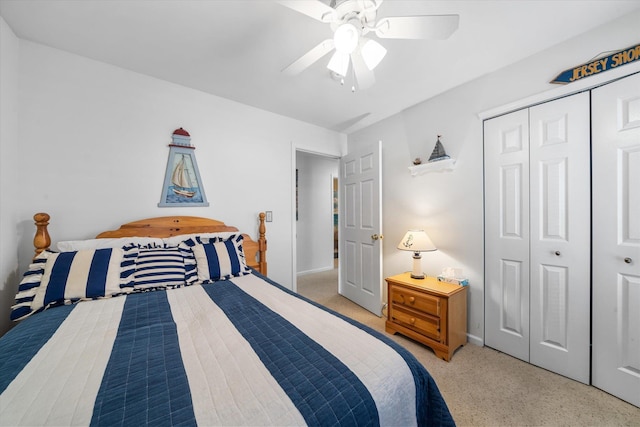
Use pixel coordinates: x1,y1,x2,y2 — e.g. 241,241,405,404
485,93,591,383
529,93,591,384
592,72,640,406
484,109,530,362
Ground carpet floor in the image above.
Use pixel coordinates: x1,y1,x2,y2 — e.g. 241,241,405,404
297,268,640,426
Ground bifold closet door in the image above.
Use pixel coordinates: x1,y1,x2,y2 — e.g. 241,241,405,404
484,109,531,362
592,72,640,407
484,92,590,383
528,93,590,384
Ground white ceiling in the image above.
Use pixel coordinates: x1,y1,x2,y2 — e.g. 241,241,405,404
2,0,639,133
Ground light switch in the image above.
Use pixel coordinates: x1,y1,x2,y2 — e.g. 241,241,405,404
265,211,273,222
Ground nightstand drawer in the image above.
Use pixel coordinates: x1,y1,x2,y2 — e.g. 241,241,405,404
390,285,441,317
391,307,441,341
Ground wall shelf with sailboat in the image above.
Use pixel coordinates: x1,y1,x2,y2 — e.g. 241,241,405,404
158,128,209,207
408,135,456,176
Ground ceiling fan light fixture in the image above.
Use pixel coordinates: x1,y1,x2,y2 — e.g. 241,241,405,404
333,23,359,53
361,39,386,70
327,50,350,76
279,0,459,90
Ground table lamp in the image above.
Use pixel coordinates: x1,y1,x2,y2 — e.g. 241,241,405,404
397,230,437,279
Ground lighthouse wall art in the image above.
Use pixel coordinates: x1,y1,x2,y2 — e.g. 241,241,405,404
158,128,209,207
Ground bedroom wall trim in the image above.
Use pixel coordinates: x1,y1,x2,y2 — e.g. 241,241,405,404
467,333,483,347
478,60,640,120
297,265,336,276
290,142,343,293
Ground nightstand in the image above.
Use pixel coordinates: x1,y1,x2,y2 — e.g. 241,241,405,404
385,272,467,361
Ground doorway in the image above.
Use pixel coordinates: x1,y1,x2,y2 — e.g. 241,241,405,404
295,150,339,296
333,176,339,265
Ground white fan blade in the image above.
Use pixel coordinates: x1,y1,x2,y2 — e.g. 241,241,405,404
351,50,375,90
375,15,459,39
356,0,384,13
282,39,335,75
277,0,337,23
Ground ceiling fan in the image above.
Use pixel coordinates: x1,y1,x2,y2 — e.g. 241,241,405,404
279,0,459,90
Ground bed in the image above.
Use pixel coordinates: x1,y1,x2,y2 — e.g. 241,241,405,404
0,213,454,426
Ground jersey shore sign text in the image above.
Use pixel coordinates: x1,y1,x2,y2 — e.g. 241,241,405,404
551,43,640,84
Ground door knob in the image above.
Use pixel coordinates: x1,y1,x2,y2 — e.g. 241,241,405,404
624,257,633,264
371,234,384,240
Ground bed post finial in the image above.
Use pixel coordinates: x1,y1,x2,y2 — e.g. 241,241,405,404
258,212,267,275
33,212,51,259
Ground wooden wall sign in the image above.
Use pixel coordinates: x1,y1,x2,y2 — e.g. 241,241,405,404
551,43,640,84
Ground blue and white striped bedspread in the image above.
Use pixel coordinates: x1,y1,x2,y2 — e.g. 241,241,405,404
0,272,454,426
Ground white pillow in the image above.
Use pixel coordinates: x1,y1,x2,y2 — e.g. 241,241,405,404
57,237,164,252
163,232,238,247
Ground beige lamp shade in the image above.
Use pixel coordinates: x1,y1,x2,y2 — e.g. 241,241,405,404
397,230,437,279
397,230,437,253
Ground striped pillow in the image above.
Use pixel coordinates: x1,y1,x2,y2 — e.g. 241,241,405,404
121,246,187,291
178,234,248,285
11,248,124,321
190,237,251,283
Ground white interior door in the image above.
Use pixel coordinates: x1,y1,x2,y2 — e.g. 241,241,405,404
529,92,591,384
339,142,383,316
484,108,531,362
592,72,640,407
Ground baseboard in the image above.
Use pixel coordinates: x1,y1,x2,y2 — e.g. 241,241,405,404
467,333,483,347
297,265,335,276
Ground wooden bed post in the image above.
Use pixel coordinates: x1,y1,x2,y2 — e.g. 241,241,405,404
33,212,51,259
258,212,267,275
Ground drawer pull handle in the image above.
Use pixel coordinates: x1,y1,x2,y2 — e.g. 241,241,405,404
410,318,416,325
409,296,415,304
624,257,632,264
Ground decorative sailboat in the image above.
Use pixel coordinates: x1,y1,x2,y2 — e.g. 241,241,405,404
428,135,450,162
171,154,196,198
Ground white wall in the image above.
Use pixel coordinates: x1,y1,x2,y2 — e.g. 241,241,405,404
296,151,339,274
0,38,346,335
3,11,638,339
348,10,640,345
0,17,21,337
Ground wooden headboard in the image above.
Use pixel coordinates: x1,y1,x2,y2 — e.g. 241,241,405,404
32,212,267,275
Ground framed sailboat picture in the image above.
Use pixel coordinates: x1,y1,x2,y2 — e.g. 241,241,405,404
158,128,209,207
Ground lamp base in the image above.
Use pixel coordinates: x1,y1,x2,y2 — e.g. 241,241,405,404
411,253,425,279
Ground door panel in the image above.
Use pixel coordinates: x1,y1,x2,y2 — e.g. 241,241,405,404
339,142,383,315
540,264,568,350
621,146,640,244
592,72,640,407
501,164,525,238
619,274,640,374
529,92,590,384
500,259,525,336
539,158,568,240
484,109,530,362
